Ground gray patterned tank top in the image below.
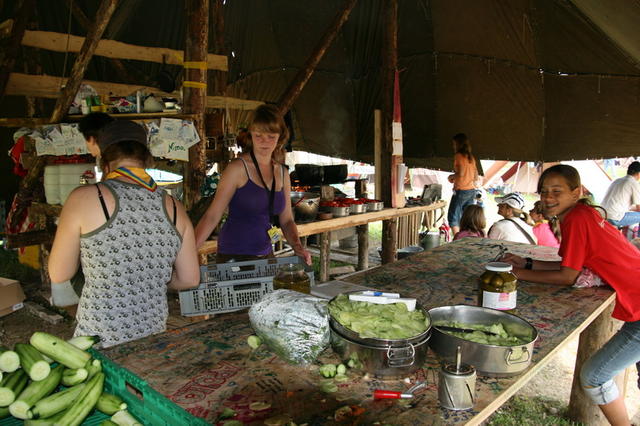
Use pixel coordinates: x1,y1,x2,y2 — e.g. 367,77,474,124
75,179,182,348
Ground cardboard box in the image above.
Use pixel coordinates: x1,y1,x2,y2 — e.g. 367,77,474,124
0,278,26,318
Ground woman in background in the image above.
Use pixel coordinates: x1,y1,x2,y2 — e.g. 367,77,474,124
488,192,537,244
195,105,311,265
529,200,560,248
447,133,478,235
453,204,486,240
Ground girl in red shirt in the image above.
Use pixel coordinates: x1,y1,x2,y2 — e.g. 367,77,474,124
502,164,640,426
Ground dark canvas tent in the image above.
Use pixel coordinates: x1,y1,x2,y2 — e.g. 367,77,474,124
2,0,640,171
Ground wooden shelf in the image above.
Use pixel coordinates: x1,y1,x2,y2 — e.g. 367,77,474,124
0,112,200,128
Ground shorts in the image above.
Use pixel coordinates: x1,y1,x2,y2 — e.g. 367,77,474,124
447,189,478,227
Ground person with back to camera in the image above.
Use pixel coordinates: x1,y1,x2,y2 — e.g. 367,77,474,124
78,112,114,157
447,133,479,235
600,160,640,230
194,104,312,265
487,192,537,244
453,204,486,240
529,200,560,248
48,120,200,348
501,164,640,426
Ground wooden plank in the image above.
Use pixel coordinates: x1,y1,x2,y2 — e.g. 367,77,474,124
374,109,382,200
6,73,259,111
0,112,201,128
21,30,228,71
5,230,52,249
276,0,358,113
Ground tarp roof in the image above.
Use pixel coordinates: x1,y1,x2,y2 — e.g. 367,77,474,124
3,0,640,170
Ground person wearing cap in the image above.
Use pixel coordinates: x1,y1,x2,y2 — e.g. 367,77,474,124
48,120,200,348
600,161,640,230
488,192,537,244
447,133,480,235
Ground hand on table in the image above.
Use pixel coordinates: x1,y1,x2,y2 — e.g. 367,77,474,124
500,253,525,269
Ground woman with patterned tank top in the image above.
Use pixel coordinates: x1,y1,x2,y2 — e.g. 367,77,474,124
195,105,312,265
48,120,200,347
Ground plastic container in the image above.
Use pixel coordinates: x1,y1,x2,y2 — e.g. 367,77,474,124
44,164,61,204
273,263,311,294
479,262,518,313
179,256,315,316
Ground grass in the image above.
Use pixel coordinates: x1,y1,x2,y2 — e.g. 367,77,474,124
309,255,353,278
487,396,582,426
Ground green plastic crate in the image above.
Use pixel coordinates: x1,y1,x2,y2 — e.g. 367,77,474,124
0,349,208,425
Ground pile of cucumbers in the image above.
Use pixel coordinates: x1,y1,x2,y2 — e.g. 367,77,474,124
0,332,140,425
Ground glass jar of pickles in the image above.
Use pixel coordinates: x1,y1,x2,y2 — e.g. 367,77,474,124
479,261,518,313
273,263,311,294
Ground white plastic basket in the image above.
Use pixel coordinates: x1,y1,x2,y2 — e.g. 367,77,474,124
179,256,314,316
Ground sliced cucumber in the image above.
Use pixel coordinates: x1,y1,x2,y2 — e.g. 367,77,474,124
0,347,20,373
30,332,91,370
15,343,50,381
30,382,86,419
0,369,28,407
10,364,64,419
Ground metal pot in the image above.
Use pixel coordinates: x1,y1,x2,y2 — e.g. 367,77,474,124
349,203,367,214
366,201,384,212
428,305,538,377
329,302,432,379
327,205,350,217
290,192,320,223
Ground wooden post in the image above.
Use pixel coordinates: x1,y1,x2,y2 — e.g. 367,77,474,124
567,302,623,425
319,231,332,282
380,0,398,265
355,179,369,270
0,0,34,102
183,0,209,210
277,0,357,114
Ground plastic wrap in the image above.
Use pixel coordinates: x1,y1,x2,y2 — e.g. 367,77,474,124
249,290,329,364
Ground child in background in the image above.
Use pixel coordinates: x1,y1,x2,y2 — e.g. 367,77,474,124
501,164,640,426
529,200,560,248
453,204,486,240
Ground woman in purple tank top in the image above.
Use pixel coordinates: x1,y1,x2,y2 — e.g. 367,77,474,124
195,105,311,264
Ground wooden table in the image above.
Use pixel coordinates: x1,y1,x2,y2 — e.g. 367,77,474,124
101,238,615,425
198,201,447,279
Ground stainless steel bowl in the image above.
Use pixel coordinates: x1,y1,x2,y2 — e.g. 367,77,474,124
428,305,538,377
349,203,367,214
328,205,350,217
329,297,432,379
290,192,320,223
366,201,384,212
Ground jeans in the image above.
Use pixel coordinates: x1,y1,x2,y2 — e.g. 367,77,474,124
580,320,640,405
607,211,640,228
447,189,478,227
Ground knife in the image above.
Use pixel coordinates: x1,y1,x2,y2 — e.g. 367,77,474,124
435,324,500,336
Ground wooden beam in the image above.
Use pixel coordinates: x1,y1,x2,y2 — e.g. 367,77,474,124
6,72,259,110
5,230,52,249
0,112,200,128
50,0,119,123
21,30,228,72
276,0,357,114
380,0,398,265
183,0,209,210
0,0,34,102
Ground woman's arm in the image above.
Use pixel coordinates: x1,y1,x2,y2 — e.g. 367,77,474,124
167,197,200,290
48,189,85,283
194,161,242,248
279,170,312,265
501,253,578,285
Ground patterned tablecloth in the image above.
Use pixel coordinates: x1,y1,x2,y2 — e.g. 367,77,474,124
101,238,615,425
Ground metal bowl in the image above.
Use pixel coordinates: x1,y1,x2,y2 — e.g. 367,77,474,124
327,205,350,217
290,192,320,223
366,201,384,212
349,203,367,214
428,305,538,377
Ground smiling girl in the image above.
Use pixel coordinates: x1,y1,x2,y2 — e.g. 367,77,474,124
502,164,640,426
195,105,311,264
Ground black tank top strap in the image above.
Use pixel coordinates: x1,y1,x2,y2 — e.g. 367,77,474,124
172,196,177,226
238,158,250,179
96,184,110,221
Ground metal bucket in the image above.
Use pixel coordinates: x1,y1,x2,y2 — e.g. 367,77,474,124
428,305,538,377
329,304,431,379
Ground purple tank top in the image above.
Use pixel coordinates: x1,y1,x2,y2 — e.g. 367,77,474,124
218,163,286,255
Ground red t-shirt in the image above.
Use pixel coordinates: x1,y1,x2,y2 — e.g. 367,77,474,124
559,203,640,322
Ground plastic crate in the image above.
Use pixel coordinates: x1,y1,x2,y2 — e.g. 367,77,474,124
0,350,207,426
179,255,315,316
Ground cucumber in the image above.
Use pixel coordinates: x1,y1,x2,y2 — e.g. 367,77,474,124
111,409,142,426
30,332,91,369
0,347,20,373
86,359,102,380
0,368,29,406
54,371,104,426
96,392,127,415
10,364,64,419
25,410,65,425
30,382,86,419
101,420,119,426
15,343,51,381
0,405,10,419
61,368,88,387
67,336,100,351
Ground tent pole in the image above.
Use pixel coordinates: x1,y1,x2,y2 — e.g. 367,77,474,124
276,0,358,114
380,0,398,264
183,0,210,210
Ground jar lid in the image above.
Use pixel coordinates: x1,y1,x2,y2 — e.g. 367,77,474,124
485,261,513,272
